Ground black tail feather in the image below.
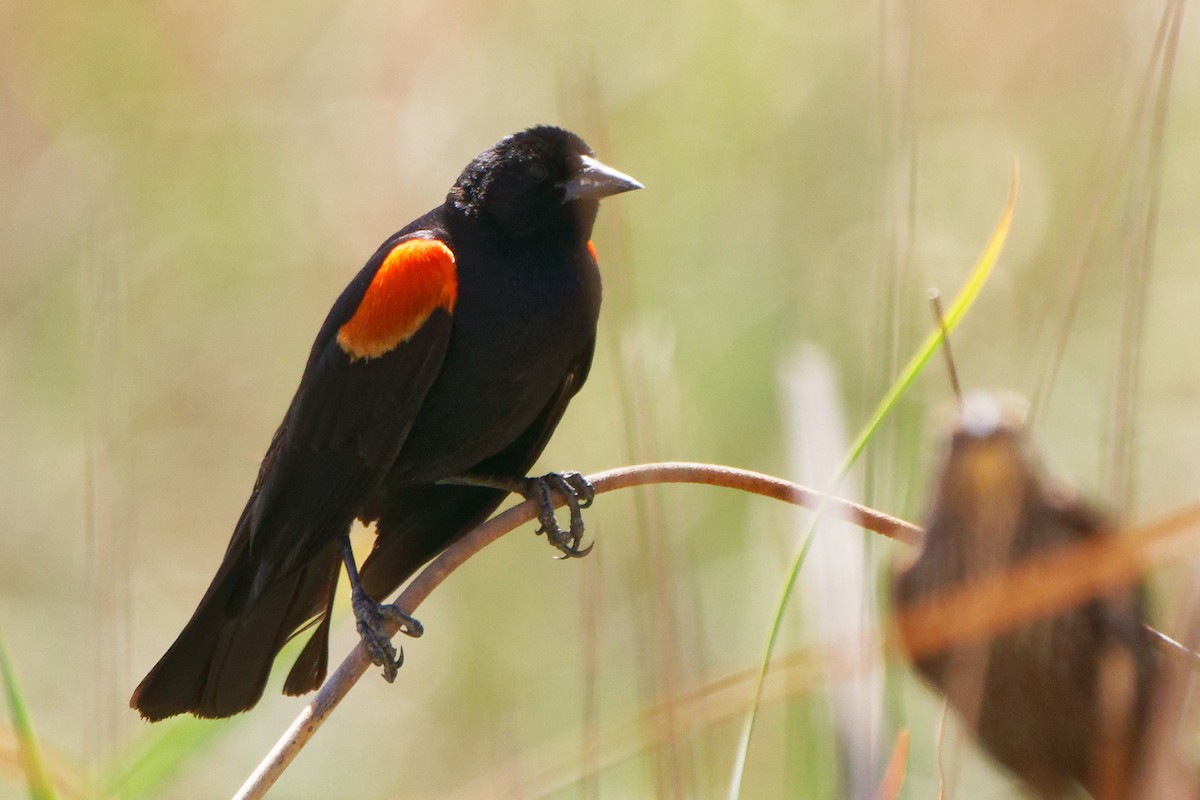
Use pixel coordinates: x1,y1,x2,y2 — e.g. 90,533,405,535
283,552,342,696
130,538,340,721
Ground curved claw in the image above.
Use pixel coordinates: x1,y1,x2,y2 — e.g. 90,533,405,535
351,589,422,683
562,471,596,509
524,471,596,559
356,617,402,683
378,603,424,639
554,540,594,560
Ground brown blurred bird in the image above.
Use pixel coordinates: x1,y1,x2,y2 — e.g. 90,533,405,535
130,126,642,721
892,393,1157,799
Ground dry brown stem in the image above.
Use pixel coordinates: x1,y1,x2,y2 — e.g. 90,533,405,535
233,462,914,798
235,462,1199,799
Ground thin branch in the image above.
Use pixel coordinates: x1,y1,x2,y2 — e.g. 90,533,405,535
233,462,917,799
236,462,1196,798
927,289,962,410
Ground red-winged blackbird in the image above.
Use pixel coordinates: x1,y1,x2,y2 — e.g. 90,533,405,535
131,126,642,721
892,393,1157,799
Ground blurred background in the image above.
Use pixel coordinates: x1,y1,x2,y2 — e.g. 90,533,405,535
2,0,1199,797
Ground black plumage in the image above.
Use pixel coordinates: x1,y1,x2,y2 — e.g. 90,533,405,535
132,126,641,721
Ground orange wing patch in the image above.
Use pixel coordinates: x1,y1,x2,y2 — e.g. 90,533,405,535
337,238,457,361
587,240,598,263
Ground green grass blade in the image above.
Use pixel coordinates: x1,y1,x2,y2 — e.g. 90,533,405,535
726,164,1018,800
100,717,228,800
0,634,58,800
839,162,1019,476
100,622,318,798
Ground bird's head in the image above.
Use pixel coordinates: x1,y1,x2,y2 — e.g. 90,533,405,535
449,125,642,242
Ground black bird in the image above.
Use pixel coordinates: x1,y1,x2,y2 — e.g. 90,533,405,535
131,126,642,721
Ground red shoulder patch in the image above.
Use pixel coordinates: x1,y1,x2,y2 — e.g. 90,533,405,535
337,238,457,361
587,240,598,263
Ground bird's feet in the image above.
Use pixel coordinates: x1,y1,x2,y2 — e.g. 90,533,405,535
436,470,597,557
524,471,595,558
350,586,423,683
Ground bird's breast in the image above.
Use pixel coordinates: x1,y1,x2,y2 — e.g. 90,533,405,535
387,245,600,481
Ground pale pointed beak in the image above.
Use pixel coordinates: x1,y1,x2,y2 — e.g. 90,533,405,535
562,155,644,202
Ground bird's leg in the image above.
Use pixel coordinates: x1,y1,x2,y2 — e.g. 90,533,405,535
440,471,595,558
339,533,423,683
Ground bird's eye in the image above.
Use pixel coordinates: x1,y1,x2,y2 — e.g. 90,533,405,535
527,162,549,182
